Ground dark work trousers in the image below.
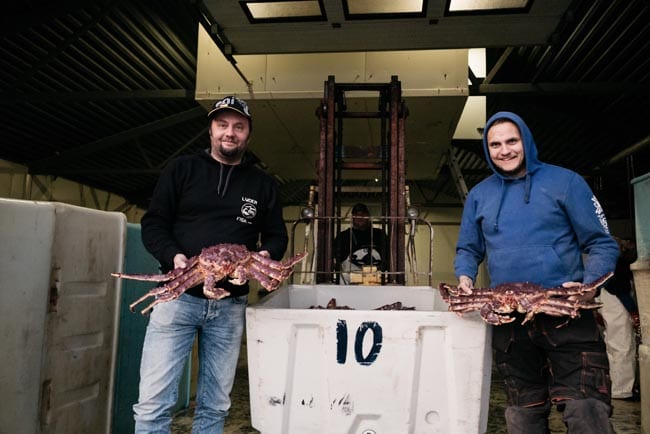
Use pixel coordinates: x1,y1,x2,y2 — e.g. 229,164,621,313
492,310,615,434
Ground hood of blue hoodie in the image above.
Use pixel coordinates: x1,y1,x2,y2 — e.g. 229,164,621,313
482,112,544,232
482,111,542,178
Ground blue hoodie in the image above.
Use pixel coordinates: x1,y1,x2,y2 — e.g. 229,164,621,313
454,111,619,288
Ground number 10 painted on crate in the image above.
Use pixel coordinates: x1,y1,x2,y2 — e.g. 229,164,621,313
336,319,383,366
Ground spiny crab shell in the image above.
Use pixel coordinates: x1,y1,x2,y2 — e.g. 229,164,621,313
112,243,307,315
438,272,613,326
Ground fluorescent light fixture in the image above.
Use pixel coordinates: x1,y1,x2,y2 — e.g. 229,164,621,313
347,0,423,14
242,1,326,22
447,0,531,14
344,0,426,19
469,48,486,78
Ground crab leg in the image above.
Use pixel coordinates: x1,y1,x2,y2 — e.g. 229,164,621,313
374,302,415,310
447,301,491,313
202,274,231,299
541,298,602,311
248,262,287,282
243,251,308,286
251,251,308,269
112,256,200,282
111,272,172,282
129,267,203,314
282,251,309,266
137,273,204,315
548,272,614,295
248,267,281,291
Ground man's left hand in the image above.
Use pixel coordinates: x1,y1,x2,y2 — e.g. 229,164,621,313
563,280,598,303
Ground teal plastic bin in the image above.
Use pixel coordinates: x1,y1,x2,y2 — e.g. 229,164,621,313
632,172,650,260
112,223,191,434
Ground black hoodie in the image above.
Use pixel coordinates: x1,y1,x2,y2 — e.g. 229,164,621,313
141,149,289,297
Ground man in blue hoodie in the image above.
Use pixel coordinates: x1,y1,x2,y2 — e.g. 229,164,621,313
454,112,619,433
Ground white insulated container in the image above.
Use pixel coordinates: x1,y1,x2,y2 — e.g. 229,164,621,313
0,199,126,434
246,284,492,434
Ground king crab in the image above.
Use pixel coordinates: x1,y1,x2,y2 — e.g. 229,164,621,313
112,243,307,315
438,272,613,326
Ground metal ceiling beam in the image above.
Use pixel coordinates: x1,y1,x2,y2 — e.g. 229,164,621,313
30,176,53,201
468,67,481,87
40,168,162,175
106,9,186,86
531,0,602,82
0,89,194,102
13,2,116,91
452,139,482,153
483,47,513,85
555,1,625,80
571,2,641,81
0,166,27,174
88,15,164,88
30,106,205,171
470,82,650,95
598,133,650,168
159,127,208,169
0,0,116,37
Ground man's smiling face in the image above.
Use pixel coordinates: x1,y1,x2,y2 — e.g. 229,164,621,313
209,110,251,164
487,121,526,178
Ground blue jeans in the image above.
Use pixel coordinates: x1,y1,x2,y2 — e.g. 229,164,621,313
133,293,247,434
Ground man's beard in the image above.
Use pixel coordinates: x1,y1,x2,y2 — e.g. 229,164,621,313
220,145,240,157
495,158,526,178
217,143,245,162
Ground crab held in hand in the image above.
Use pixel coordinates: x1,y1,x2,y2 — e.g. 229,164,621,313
112,243,307,315
438,272,613,326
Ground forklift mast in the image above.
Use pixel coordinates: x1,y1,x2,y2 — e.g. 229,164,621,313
315,75,408,284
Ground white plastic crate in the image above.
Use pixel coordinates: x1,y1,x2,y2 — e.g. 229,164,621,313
632,172,650,260
246,284,491,434
0,199,126,434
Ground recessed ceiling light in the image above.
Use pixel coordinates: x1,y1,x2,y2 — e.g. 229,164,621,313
447,0,531,14
241,1,326,23
344,0,426,19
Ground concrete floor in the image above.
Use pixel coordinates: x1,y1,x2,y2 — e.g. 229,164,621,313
171,337,642,434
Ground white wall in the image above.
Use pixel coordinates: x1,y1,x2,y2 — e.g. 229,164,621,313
0,159,146,223
1,159,485,289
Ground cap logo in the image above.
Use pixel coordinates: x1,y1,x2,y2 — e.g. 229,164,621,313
213,96,251,117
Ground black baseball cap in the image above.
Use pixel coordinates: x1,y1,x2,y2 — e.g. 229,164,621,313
351,203,370,215
207,96,252,123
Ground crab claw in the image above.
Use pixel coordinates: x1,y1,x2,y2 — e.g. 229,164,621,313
480,303,516,325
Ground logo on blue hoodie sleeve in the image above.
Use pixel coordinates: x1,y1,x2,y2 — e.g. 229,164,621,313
591,195,610,233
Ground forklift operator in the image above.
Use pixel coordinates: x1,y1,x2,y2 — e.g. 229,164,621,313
333,203,388,284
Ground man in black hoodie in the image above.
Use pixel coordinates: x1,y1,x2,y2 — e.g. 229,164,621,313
133,96,288,433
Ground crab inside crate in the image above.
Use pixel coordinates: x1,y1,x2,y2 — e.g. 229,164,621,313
246,284,492,434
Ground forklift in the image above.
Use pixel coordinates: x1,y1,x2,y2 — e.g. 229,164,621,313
311,75,409,284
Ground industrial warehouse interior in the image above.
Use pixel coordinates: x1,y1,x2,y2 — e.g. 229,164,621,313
0,0,648,433
2,0,649,214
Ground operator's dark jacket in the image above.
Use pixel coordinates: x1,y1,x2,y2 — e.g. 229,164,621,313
141,149,288,298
